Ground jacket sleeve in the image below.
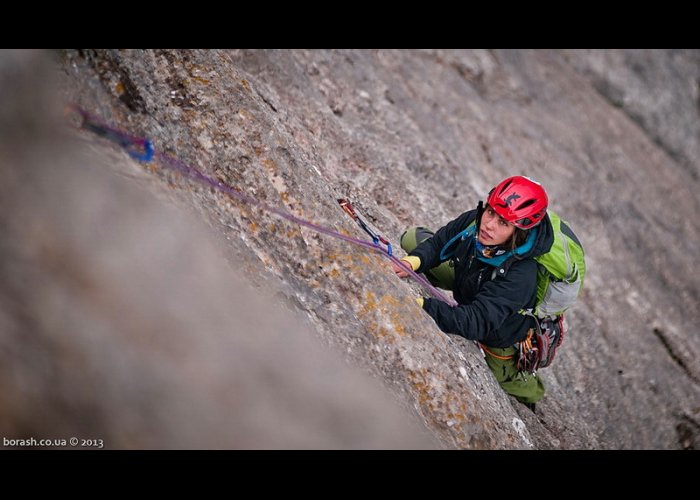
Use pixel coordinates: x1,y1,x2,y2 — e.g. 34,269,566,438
421,259,538,341
408,210,476,273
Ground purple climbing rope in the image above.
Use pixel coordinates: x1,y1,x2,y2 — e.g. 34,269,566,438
67,105,458,307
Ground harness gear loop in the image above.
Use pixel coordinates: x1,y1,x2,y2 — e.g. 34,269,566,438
479,343,516,360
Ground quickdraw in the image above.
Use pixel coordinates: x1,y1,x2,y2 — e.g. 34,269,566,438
516,328,539,373
338,199,392,256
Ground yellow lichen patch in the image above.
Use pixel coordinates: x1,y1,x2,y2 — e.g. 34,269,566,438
115,81,125,96
378,294,402,309
330,249,354,267
444,392,468,413
363,290,377,311
408,368,468,423
445,411,467,425
327,268,340,279
261,157,276,171
185,62,212,83
240,79,251,92
324,253,354,264
390,318,407,337
248,221,259,232
375,326,395,341
191,75,210,85
356,291,400,344
280,191,289,202
376,294,408,337
407,369,434,406
441,395,469,431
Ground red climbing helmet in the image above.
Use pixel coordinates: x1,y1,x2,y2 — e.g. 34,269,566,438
486,176,548,229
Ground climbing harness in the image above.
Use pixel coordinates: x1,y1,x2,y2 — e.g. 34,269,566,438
66,105,457,307
479,343,516,360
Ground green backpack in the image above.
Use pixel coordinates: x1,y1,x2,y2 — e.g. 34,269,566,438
531,210,586,320
517,210,585,371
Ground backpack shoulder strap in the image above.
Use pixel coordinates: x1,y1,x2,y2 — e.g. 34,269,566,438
439,223,476,261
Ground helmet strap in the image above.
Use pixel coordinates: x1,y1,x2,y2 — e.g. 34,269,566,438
475,200,484,230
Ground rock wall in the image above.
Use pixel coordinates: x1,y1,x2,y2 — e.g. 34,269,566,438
2,49,698,448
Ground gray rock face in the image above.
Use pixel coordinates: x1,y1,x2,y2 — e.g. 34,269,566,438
2,49,698,448
0,50,435,449
562,49,700,181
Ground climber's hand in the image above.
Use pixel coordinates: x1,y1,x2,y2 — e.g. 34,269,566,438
392,259,413,279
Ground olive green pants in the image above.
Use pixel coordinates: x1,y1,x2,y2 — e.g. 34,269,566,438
400,227,545,404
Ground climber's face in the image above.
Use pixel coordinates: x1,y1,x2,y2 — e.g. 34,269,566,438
479,205,515,246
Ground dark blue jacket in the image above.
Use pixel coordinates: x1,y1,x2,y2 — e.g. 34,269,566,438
409,208,554,348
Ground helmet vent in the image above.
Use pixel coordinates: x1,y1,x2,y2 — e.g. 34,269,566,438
498,179,513,196
515,198,536,210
